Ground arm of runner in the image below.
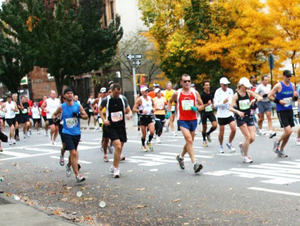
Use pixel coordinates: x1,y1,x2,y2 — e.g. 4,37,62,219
79,105,88,120
247,90,263,103
213,89,226,108
125,105,133,120
90,98,98,111
1,103,6,112
292,83,298,101
13,102,18,112
41,100,49,113
52,106,62,119
99,105,109,126
166,91,177,119
132,98,142,113
268,83,285,105
195,91,204,111
229,93,244,117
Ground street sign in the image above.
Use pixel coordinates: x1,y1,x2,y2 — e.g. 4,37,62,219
135,54,143,60
136,60,141,66
127,54,143,60
268,53,275,70
127,54,135,60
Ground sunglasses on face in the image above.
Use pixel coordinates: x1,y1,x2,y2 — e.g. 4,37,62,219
182,80,191,83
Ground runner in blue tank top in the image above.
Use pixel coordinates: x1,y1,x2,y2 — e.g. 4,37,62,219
52,87,88,183
268,70,298,157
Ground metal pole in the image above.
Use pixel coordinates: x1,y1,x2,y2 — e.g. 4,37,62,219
132,65,138,126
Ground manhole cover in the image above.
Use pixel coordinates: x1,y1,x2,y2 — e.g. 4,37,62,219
0,196,12,205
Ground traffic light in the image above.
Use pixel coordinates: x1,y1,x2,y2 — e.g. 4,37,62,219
136,74,148,85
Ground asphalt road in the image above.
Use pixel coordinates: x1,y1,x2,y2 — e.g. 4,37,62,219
0,120,300,226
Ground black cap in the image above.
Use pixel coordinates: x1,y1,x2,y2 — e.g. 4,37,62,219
63,87,73,94
250,75,256,79
283,70,292,77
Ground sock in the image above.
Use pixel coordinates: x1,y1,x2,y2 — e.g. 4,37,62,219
202,132,206,141
15,129,19,138
148,134,153,143
207,127,216,135
141,138,145,146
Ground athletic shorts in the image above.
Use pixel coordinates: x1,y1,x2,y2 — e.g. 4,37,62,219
6,118,16,127
177,119,197,132
29,115,32,119
20,114,29,123
236,115,254,127
155,115,166,123
217,116,235,126
15,114,21,123
61,134,81,151
140,116,154,127
200,111,216,125
277,109,294,128
87,109,93,118
48,118,60,126
0,117,5,123
42,116,47,122
258,101,272,114
102,124,109,138
105,125,127,143
33,118,41,125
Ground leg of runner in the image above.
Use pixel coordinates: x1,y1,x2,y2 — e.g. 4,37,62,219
278,126,292,154
218,125,225,153
239,124,255,163
53,125,59,144
112,140,124,178
266,111,276,138
227,120,236,152
202,124,208,147
206,121,217,142
170,113,176,136
147,122,155,151
141,125,147,152
102,138,109,162
49,124,55,143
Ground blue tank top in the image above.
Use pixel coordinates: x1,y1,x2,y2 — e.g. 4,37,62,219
276,82,293,111
62,102,81,135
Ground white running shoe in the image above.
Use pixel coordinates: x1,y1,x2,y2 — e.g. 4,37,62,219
226,143,236,152
296,138,300,146
110,165,114,173
156,137,161,144
8,139,12,145
243,156,253,163
219,146,224,153
113,168,120,178
66,165,72,177
172,131,177,137
12,139,16,145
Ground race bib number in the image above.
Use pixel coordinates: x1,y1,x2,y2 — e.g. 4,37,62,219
89,109,93,113
181,100,193,111
171,106,176,111
22,109,28,114
239,99,250,110
157,102,164,110
111,111,123,122
98,117,103,124
283,97,292,107
66,117,78,128
205,104,213,112
220,103,229,111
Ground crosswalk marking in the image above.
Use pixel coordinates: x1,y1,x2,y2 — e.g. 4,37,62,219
248,187,300,197
159,152,213,159
50,156,92,164
0,150,31,157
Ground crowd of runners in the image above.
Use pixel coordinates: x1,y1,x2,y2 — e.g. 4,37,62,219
0,69,299,182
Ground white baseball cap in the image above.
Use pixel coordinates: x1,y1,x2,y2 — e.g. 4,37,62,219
220,77,230,84
238,77,251,88
154,88,161,94
141,86,149,92
100,87,106,93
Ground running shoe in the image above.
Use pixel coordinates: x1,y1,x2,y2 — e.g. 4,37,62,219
9,139,12,145
296,138,300,146
243,156,253,163
147,142,153,151
219,146,224,153
107,145,113,153
239,142,244,156
113,168,120,178
23,134,26,139
277,150,288,158
76,174,86,183
273,139,280,154
156,137,161,144
29,130,32,135
203,141,208,147
26,132,30,138
12,139,16,145
103,155,109,162
193,163,203,174
141,146,147,152
59,156,65,166
226,143,236,152
257,129,266,136
206,134,211,143
120,156,125,161
172,131,177,137
66,165,72,177
110,165,114,173
15,136,20,141
269,131,276,139
37,131,40,134
0,148,3,152
176,155,185,170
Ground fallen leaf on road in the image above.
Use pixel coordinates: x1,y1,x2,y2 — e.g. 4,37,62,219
136,205,147,209
44,170,50,173
171,199,180,203
66,187,72,190
136,188,146,191
5,193,12,197
35,185,40,189
83,198,93,201
53,210,61,216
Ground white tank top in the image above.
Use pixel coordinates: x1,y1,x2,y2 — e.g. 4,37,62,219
46,98,60,119
32,106,40,119
5,101,16,119
140,96,153,115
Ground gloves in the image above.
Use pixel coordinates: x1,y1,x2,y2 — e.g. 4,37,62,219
191,106,198,112
73,112,80,118
165,111,171,119
293,96,298,101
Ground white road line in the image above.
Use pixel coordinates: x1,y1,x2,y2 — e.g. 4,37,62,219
260,163,300,169
230,168,300,179
159,152,214,159
50,156,92,164
129,156,177,163
0,152,60,161
216,153,240,156
0,151,31,157
250,165,300,174
23,148,58,153
79,141,101,145
248,187,300,197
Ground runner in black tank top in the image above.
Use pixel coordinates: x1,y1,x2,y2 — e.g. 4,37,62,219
229,77,262,164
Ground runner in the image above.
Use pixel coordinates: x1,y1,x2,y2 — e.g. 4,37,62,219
74,95,81,105
229,78,263,163
165,81,177,136
213,77,236,153
1,95,17,145
86,94,96,130
38,96,48,136
42,90,61,145
31,101,41,134
91,89,106,131
52,87,88,182
166,74,204,174
153,88,167,143
12,94,20,140
133,86,155,152
99,83,132,178
19,96,30,139
249,76,261,135
0,99,5,132
27,96,33,135
200,80,217,147
255,75,276,138
268,70,298,157
148,83,163,99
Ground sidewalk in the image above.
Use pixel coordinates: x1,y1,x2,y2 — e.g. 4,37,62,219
0,194,78,226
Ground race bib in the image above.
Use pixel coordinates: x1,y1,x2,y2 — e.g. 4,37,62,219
89,109,93,112
171,106,176,111
205,104,213,112
22,109,28,114
181,100,193,111
220,103,229,111
283,97,292,107
157,102,164,110
111,111,123,122
66,117,78,128
98,117,103,124
239,99,250,110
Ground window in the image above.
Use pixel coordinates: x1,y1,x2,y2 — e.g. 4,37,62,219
103,4,107,27
110,1,114,22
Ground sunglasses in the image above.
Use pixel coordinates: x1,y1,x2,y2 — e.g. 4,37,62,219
182,80,191,83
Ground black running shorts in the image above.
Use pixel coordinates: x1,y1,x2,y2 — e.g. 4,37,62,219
61,134,81,151
200,111,216,125
105,125,127,143
277,109,294,128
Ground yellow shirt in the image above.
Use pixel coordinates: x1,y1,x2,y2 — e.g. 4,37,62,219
165,89,175,107
153,97,167,115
